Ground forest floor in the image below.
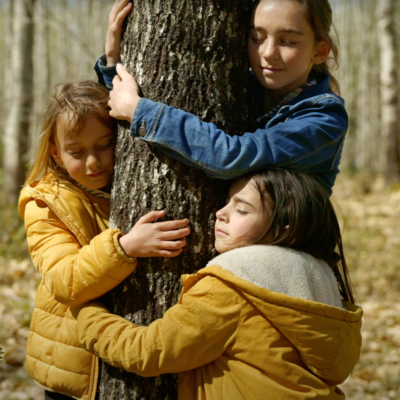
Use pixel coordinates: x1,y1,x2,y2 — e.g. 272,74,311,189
0,173,400,400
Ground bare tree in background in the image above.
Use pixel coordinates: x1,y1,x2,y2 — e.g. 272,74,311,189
29,0,50,162
3,0,35,202
99,1,253,398
377,0,400,184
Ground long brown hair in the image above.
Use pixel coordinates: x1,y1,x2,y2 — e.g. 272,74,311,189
253,0,340,94
25,80,115,186
250,168,355,304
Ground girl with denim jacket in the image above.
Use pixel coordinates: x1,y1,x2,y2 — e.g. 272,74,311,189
97,0,346,194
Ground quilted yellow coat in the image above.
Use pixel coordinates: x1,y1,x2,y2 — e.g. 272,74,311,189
76,246,363,400
18,172,137,400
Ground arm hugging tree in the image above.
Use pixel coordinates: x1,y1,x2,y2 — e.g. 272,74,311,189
100,1,253,398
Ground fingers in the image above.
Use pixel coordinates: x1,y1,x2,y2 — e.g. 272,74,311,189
158,248,183,258
116,63,132,80
158,226,191,240
110,0,131,21
154,218,190,231
116,1,132,24
137,210,166,224
159,238,187,250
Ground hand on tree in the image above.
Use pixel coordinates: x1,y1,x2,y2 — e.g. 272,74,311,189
109,63,141,122
118,210,191,258
106,0,133,66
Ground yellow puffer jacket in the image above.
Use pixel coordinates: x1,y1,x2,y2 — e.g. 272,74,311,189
76,246,363,400
18,172,137,400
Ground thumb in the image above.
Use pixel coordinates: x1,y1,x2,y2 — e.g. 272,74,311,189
137,210,166,225
116,62,130,79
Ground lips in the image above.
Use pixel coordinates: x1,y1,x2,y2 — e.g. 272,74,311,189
88,171,105,178
261,67,284,75
215,228,228,236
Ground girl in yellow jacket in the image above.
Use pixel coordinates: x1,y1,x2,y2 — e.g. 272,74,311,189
19,81,190,400
75,168,363,400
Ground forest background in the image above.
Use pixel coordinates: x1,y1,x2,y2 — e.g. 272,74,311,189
0,0,400,399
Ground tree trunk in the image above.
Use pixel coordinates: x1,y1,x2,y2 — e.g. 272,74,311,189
29,0,50,164
377,0,400,184
3,0,34,202
99,1,252,399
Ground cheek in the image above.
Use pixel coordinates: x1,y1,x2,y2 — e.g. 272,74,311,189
64,158,85,176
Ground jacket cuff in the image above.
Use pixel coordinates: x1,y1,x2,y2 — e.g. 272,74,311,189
113,231,137,263
93,53,117,90
130,98,166,140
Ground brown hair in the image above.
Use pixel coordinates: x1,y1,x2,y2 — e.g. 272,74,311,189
25,80,116,185
249,168,355,303
253,0,340,94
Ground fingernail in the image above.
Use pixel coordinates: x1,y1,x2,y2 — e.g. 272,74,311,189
117,63,123,69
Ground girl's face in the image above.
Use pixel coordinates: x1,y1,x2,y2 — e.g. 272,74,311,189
50,113,115,190
248,0,329,98
214,177,273,253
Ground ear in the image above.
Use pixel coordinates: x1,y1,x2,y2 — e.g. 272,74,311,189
49,141,64,166
312,42,331,65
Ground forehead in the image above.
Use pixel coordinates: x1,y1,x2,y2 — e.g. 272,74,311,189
55,112,112,144
229,177,259,199
251,0,312,35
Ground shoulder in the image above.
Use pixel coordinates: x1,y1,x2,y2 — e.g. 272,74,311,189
206,246,343,307
291,92,347,115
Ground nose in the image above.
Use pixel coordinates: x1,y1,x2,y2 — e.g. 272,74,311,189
86,152,101,170
260,38,279,61
216,206,228,222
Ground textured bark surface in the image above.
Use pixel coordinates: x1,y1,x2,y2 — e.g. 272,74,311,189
99,1,252,399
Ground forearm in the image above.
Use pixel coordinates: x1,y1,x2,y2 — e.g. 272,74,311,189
29,225,137,306
130,97,347,190
77,278,240,376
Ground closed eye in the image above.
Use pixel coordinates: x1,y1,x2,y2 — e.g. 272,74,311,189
237,209,248,215
68,150,82,156
98,139,115,149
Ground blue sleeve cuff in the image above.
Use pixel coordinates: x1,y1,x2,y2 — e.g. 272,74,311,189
93,53,118,90
130,98,166,139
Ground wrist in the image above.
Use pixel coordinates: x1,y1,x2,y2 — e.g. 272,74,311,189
118,234,135,258
126,95,141,123
106,53,120,67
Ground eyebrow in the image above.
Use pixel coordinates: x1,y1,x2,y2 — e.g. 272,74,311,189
63,132,114,147
249,26,304,36
232,195,255,208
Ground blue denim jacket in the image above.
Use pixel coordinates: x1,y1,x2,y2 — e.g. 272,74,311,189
95,55,348,193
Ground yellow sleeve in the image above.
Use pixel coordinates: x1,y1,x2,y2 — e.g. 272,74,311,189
24,199,137,306
76,276,242,376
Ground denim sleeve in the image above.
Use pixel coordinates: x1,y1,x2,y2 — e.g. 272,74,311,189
93,54,118,90
131,97,348,188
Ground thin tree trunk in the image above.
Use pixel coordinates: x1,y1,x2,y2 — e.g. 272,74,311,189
377,0,400,184
99,1,252,399
29,0,50,164
3,0,35,202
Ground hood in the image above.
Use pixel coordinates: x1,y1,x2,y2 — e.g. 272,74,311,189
184,246,363,385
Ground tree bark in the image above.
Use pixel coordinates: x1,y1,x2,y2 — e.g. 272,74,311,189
377,0,400,184
99,1,252,399
3,0,35,202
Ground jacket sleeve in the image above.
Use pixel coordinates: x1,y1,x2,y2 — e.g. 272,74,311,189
76,276,241,376
24,199,137,306
94,53,117,90
130,97,347,182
